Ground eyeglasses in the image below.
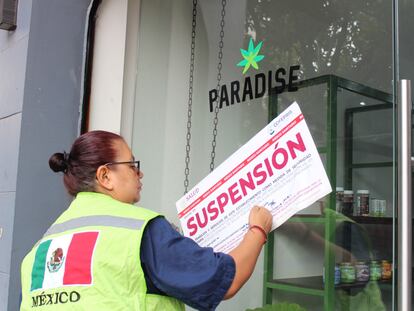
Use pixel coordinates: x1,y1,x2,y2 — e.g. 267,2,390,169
105,160,140,173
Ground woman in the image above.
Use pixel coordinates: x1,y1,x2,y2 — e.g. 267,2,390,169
20,130,272,311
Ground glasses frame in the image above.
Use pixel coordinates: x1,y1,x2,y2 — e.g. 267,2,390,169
104,160,140,173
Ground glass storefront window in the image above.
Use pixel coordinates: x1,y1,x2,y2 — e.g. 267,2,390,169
130,0,395,310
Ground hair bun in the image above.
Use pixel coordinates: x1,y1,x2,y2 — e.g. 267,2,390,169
49,152,68,173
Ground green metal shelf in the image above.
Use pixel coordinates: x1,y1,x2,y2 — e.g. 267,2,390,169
264,74,393,310
344,102,393,188
347,215,393,225
265,277,325,297
266,276,392,295
288,216,326,224
348,162,393,169
288,215,393,225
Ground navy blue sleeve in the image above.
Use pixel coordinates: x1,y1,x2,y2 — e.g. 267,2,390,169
140,216,235,311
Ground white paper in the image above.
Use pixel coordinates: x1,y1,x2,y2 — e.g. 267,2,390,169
176,102,332,253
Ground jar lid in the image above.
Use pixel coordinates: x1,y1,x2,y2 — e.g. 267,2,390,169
344,190,353,194
356,261,367,264
336,187,344,191
357,190,370,194
340,262,352,266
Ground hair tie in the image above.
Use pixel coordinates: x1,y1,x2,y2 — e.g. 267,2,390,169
63,151,69,173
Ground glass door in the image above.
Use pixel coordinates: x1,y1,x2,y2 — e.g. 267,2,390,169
397,1,414,310
247,1,397,310
129,0,400,310
265,76,395,311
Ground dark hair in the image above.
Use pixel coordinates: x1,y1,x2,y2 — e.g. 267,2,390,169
49,130,124,196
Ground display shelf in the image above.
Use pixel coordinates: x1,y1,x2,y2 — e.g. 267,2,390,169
344,103,393,189
264,74,394,310
288,214,392,225
289,215,325,224
265,277,324,297
348,216,393,225
336,278,392,290
267,276,392,293
348,162,393,169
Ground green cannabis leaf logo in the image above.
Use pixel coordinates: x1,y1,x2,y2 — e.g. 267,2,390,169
237,38,265,74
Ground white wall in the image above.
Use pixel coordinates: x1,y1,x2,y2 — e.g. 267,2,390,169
88,0,129,134
0,0,32,309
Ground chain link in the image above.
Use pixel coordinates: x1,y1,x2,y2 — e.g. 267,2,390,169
183,0,198,194
209,0,227,172
184,0,227,193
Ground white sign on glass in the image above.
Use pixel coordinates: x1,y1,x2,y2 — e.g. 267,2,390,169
176,102,332,253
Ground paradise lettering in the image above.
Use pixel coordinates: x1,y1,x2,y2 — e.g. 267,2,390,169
187,132,306,236
208,65,300,112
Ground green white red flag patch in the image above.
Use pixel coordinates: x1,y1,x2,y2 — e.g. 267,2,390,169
31,231,99,291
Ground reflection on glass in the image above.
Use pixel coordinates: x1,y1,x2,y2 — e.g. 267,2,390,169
244,0,392,93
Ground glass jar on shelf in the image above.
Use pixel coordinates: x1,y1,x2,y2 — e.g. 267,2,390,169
336,187,344,214
370,261,382,281
355,261,370,282
342,190,354,216
356,190,370,216
340,262,355,283
381,260,392,280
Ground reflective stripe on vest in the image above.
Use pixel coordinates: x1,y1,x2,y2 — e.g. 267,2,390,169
43,215,145,237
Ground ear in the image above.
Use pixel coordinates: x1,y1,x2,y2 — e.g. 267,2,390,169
95,165,114,191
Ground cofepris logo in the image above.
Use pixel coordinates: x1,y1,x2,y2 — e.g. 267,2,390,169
237,38,264,74
208,38,301,112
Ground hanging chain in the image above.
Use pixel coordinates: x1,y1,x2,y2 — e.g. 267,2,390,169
184,0,198,194
209,0,227,172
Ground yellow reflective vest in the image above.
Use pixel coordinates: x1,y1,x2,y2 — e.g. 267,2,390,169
21,192,185,311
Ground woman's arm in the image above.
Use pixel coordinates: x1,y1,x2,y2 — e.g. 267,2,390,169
225,206,272,299
140,217,236,311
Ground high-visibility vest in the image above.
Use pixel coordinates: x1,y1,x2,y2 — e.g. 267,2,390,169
21,192,185,311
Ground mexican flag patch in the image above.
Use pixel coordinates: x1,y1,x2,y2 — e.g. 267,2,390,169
30,231,99,291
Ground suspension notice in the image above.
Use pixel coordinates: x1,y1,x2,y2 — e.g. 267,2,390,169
176,102,332,253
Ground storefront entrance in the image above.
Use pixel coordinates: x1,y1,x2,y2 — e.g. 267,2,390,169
87,0,414,310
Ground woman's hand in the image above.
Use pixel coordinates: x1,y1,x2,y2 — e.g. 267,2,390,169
249,205,272,234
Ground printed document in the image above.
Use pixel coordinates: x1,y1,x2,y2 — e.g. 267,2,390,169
176,102,332,253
